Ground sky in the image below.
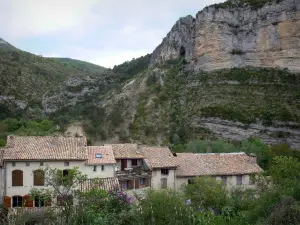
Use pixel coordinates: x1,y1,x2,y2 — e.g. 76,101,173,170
0,0,224,68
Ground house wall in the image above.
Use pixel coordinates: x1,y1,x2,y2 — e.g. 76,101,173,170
151,168,176,190
115,159,144,171
5,160,87,197
176,174,256,192
83,164,115,179
215,174,255,189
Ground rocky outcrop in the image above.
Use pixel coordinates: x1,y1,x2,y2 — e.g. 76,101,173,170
150,0,300,72
192,117,300,149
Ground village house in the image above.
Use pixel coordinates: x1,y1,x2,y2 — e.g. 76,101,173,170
0,135,264,209
175,152,263,191
140,146,177,190
110,144,151,190
85,146,116,178
1,135,89,208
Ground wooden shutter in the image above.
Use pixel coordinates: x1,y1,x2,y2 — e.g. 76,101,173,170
12,170,23,186
132,159,137,166
33,170,45,186
161,178,167,189
145,177,150,187
135,179,139,189
4,196,11,208
23,195,33,207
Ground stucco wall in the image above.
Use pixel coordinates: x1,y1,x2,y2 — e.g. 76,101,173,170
151,168,176,190
176,174,256,192
5,161,115,197
82,164,115,179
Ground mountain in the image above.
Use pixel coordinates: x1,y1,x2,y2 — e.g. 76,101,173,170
0,38,17,51
150,0,300,72
1,0,300,150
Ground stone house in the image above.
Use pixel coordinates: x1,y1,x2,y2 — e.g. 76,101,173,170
110,144,152,190
140,146,177,190
175,152,263,191
0,136,116,208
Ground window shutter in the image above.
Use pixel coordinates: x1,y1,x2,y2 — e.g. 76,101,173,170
23,195,33,207
135,179,139,189
34,170,45,186
161,178,167,189
4,196,11,208
145,177,150,187
12,170,23,186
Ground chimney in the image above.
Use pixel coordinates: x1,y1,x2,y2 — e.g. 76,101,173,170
249,153,257,164
7,136,15,148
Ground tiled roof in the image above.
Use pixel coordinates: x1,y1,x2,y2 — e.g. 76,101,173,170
175,153,203,177
0,148,4,166
3,136,87,160
195,152,263,176
111,144,144,159
80,177,120,192
86,146,116,165
140,146,177,169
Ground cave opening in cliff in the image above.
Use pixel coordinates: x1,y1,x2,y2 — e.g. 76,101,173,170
180,46,186,58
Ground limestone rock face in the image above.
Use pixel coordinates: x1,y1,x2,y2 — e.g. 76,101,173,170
150,0,300,72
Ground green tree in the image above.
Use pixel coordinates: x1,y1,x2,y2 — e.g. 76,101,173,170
184,177,228,212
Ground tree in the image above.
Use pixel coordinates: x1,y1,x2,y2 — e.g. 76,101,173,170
184,177,228,212
29,166,87,223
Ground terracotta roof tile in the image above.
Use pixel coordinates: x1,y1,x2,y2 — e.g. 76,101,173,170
3,136,87,160
140,146,177,169
86,146,116,165
80,177,120,192
195,152,263,176
175,153,202,177
110,144,144,159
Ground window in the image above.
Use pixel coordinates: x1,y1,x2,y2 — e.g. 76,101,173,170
40,162,44,166
34,197,45,207
12,162,16,167
161,178,167,189
236,175,243,185
161,169,169,175
64,161,69,166
12,196,23,207
96,153,102,158
188,179,194,184
140,178,146,185
131,159,137,166
63,169,69,177
25,162,30,166
93,166,97,172
12,170,23,186
221,176,227,185
33,170,45,186
101,165,105,171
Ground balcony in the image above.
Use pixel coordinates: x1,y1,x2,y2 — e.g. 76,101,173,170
116,166,151,180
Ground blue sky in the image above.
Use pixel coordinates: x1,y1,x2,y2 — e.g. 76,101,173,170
0,0,224,68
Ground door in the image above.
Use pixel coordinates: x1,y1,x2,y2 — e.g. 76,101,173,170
161,178,167,189
121,159,127,171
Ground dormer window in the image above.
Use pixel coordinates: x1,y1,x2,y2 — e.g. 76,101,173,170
96,153,102,158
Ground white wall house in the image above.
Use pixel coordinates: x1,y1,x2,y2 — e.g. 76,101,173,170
2,135,89,208
85,146,116,178
140,146,177,190
174,152,263,191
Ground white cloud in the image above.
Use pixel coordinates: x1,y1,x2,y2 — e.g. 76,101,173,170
0,0,225,66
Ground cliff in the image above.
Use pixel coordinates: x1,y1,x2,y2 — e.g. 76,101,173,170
150,0,300,72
